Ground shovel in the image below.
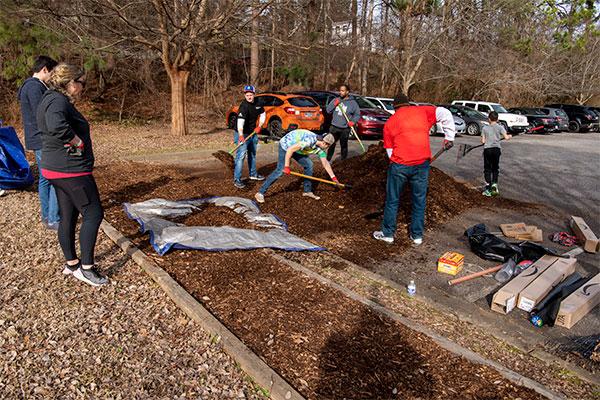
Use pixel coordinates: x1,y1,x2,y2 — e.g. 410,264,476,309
289,171,352,189
337,102,366,153
212,131,258,170
364,146,449,220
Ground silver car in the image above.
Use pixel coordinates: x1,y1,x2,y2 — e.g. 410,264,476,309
430,115,466,136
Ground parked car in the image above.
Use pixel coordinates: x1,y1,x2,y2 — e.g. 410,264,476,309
537,107,570,132
429,114,466,136
451,100,529,134
544,103,599,133
587,107,600,132
507,107,559,133
365,96,395,114
226,92,324,137
439,104,489,136
294,90,390,138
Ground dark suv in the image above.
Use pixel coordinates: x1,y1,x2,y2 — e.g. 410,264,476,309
544,104,599,133
508,107,559,133
294,90,390,138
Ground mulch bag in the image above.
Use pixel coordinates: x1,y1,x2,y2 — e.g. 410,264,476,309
464,223,561,263
0,126,33,189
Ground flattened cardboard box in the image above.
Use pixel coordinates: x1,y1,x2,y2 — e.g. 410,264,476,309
570,216,600,253
491,255,556,314
556,273,600,329
517,257,577,312
500,223,527,238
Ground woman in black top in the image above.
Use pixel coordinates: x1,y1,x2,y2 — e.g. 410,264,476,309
37,63,108,286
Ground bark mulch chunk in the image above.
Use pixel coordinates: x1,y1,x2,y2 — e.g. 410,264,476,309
94,149,544,399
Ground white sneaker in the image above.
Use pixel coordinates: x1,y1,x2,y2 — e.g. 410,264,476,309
254,192,265,203
373,231,394,244
302,192,321,200
410,236,423,246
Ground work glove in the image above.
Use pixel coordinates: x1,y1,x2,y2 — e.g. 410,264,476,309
443,139,454,150
283,166,291,175
347,121,355,128
238,134,245,144
333,98,340,107
253,126,261,134
331,176,339,183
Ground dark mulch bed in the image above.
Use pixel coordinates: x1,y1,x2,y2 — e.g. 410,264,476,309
93,149,542,399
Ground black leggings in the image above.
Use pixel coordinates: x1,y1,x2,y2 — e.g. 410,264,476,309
49,175,104,265
483,147,501,188
327,125,350,161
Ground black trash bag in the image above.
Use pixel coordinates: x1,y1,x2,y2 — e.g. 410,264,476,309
529,273,588,327
464,223,521,262
464,223,562,263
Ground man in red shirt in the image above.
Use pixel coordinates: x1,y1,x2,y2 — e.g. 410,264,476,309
373,94,455,245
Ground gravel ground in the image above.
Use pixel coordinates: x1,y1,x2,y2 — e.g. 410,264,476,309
0,189,265,399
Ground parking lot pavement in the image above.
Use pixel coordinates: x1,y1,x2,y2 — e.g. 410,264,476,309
428,132,600,233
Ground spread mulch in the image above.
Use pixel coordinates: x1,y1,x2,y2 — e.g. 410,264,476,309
94,146,543,399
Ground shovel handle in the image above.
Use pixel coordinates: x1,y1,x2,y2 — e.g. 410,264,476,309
289,171,351,189
228,131,257,155
337,103,366,153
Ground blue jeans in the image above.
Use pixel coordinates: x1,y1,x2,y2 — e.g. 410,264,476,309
34,150,60,224
259,145,313,195
233,131,259,182
381,161,430,239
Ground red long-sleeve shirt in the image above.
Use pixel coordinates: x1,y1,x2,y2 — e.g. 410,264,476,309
383,105,438,166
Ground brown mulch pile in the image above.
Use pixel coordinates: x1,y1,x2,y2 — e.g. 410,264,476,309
212,150,235,171
593,343,600,363
93,152,545,399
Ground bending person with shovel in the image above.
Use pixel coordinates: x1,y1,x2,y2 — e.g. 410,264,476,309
254,129,340,203
372,94,455,246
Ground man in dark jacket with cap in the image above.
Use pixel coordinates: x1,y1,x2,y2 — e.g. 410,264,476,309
18,55,59,229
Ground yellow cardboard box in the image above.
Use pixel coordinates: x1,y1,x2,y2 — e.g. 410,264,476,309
437,252,464,276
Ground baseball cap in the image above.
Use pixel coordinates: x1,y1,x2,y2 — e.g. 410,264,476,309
392,93,410,107
243,85,256,93
322,134,335,146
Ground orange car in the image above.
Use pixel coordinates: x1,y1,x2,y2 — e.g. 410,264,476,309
226,92,324,137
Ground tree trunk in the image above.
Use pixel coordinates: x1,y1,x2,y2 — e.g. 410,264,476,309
250,2,260,84
169,69,190,136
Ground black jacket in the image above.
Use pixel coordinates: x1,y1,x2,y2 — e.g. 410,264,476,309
36,90,94,173
17,77,48,150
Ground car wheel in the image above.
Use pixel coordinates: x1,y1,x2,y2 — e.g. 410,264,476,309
466,123,480,136
268,119,283,138
500,122,509,133
568,120,580,133
227,114,236,129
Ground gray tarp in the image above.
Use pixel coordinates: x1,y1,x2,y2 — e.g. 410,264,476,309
123,197,324,255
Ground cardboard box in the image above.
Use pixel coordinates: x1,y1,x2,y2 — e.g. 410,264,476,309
500,223,527,238
570,216,600,253
556,273,600,329
515,228,543,242
491,255,556,314
437,252,464,276
517,257,577,311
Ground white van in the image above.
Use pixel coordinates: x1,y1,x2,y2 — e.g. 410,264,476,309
451,100,529,134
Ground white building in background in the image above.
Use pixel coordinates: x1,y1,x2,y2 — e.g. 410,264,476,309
331,20,357,45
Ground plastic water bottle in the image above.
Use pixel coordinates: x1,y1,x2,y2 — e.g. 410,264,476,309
407,280,416,297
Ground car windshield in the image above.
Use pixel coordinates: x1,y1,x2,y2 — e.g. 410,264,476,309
491,104,508,113
458,106,486,119
353,96,378,109
379,100,394,110
288,97,318,107
556,109,568,117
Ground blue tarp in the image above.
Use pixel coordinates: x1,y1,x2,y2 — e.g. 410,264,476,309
0,126,33,189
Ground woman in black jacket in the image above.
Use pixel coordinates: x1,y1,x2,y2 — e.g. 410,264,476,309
37,63,108,286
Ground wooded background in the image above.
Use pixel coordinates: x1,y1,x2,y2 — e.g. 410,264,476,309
1,0,598,135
